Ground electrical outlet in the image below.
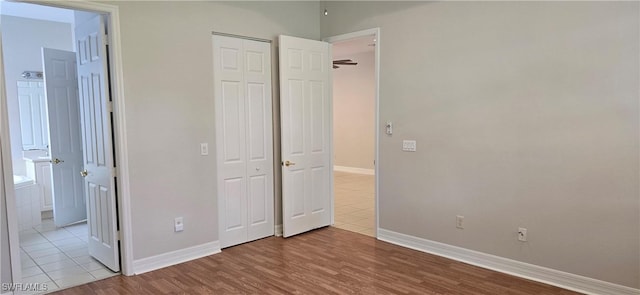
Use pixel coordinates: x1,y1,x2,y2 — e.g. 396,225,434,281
518,227,527,242
175,217,184,232
456,215,464,229
402,140,417,152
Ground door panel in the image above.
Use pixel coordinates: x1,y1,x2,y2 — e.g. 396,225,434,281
244,38,273,242
279,35,332,238
42,48,86,227
214,35,273,248
76,14,120,272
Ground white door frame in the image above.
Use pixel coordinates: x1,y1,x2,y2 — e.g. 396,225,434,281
0,0,135,278
323,28,381,237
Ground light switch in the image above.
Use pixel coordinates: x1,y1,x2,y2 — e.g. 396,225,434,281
402,140,416,152
200,143,209,155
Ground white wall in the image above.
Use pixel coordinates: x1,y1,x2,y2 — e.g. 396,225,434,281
322,1,639,289
333,50,375,170
108,1,320,261
0,16,73,175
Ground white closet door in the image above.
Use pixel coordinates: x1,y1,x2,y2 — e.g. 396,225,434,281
213,35,273,248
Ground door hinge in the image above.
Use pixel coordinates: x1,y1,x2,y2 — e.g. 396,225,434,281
116,230,122,240
103,34,109,46
112,167,118,177
106,101,113,112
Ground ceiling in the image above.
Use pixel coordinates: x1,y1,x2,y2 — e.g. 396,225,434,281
332,35,376,58
0,1,75,24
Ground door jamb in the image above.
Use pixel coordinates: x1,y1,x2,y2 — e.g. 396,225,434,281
0,0,134,277
323,28,381,237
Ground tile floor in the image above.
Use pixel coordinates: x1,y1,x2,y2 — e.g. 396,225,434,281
18,219,118,294
333,171,375,237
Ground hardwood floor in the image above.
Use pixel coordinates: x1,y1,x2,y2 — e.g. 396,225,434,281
51,227,580,295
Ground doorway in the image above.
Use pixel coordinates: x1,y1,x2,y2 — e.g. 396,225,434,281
325,29,380,238
0,1,128,291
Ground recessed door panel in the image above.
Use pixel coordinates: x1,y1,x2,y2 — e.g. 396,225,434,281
222,81,243,163
249,175,267,225
247,83,266,161
310,81,325,153
288,80,304,155
224,178,245,231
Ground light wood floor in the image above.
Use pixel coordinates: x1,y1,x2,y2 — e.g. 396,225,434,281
51,227,579,294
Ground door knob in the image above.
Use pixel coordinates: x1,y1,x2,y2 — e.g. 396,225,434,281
284,160,296,167
51,158,64,164
80,170,88,177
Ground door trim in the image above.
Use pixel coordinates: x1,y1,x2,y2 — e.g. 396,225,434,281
0,0,134,277
323,28,381,237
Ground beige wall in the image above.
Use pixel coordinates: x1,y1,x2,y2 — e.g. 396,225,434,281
333,50,375,170
322,1,639,288
0,1,319,281
107,1,319,260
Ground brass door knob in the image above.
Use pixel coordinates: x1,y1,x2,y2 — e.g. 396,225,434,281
51,158,64,164
80,170,88,177
284,160,296,167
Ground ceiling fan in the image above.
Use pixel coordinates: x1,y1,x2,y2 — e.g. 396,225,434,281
333,59,358,69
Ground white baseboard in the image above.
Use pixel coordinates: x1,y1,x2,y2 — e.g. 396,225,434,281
334,165,374,175
132,241,221,275
275,224,283,237
378,229,639,295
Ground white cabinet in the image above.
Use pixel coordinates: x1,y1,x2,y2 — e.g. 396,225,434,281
25,158,53,211
17,81,49,150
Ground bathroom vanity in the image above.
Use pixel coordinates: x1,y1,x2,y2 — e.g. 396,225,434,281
24,155,53,212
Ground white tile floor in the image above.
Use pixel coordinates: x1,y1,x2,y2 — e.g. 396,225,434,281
333,171,375,237
18,219,118,294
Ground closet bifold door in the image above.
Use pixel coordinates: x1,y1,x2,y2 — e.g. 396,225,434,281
213,35,274,249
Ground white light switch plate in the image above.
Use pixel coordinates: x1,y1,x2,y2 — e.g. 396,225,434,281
402,140,417,152
200,143,208,155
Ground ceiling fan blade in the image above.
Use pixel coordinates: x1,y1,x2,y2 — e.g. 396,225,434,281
336,62,358,66
333,59,352,63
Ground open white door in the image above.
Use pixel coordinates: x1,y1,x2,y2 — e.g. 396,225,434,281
42,48,86,227
279,35,332,237
76,15,120,272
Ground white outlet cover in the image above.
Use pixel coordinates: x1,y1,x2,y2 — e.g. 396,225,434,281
402,140,417,152
518,227,527,242
175,217,184,232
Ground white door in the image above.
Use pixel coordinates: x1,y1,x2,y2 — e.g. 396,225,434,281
76,15,120,272
42,48,86,227
17,81,48,150
279,35,332,237
213,35,274,248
